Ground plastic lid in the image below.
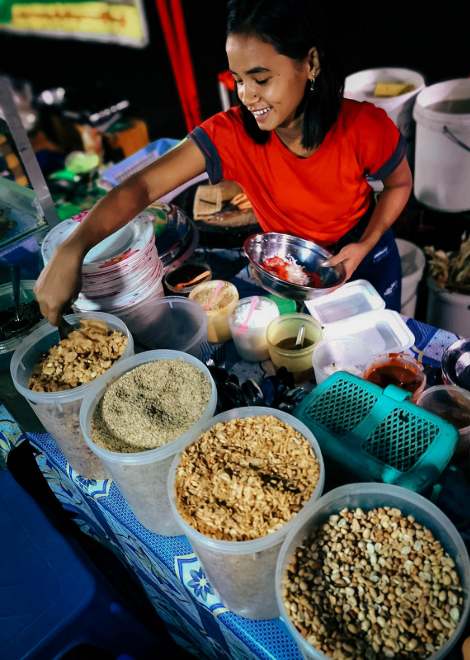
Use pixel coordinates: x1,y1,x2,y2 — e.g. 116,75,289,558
323,309,415,356
305,279,385,326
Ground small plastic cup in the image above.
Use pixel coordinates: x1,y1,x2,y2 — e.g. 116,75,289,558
80,350,217,535
266,313,323,383
163,261,212,296
417,385,470,467
229,296,280,362
133,296,209,359
189,280,239,343
10,312,134,479
168,407,325,619
276,483,470,659
312,336,370,384
363,352,426,403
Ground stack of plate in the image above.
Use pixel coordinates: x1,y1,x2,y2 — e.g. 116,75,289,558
41,211,165,341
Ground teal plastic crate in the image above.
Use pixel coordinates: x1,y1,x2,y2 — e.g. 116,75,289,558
294,371,458,492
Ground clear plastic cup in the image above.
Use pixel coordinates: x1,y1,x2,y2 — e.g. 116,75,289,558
168,407,325,619
276,483,470,659
312,336,370,384
80,350,217,535
10,312,134,479
417,385,470,467
266,314,323,383
189,280,239,343
134,296,209,359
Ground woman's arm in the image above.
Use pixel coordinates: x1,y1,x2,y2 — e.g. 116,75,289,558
328,157,413,279
35,138,206,324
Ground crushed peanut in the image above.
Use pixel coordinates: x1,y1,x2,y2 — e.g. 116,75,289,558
29,319,127,392
283,506,464,659
175,415,320,541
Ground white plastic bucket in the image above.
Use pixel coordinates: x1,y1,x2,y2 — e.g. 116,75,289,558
396,238,426,317
344,67,425,138
426,276,470,336
413,79,470,211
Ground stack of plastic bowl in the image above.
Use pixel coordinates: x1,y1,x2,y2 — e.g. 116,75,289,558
10,312,134,479
80,350,217,535
41,211,165,343
168,407,325,619
276,483,470,659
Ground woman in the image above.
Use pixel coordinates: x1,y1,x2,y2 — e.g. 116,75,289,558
35,0,412,325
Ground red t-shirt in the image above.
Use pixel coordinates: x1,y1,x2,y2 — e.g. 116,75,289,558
190,99,406,244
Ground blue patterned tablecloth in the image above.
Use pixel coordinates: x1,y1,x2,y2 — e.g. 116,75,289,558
0,317,461,660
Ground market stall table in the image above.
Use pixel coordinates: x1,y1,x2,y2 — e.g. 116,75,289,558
1,315,469,660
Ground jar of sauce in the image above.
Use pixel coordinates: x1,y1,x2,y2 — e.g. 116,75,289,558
189,280,239,343
363,353,426,402
266,313,323,383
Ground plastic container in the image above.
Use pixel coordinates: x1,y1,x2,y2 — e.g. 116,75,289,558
276,482,470,660
417,385,470,465
344,67,425,138
229,296,279,362
189,280,239,343
163,261,212,296
168,406,325,619
305,279,385,325
266,314,323,383
363,352,427,403
413,79,470,212
426,276,470,337
80,350,217,535
10,312,134,479
0,280,44,371
312,336,370,384
134,296,209,359
396,238,426,317
441,337,470,391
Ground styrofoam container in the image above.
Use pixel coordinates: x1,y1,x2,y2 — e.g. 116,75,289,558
305,279,415,356
305,279,385,325
80,350,217,535
276,483,470,659
168,407,325,619
10,312,134,479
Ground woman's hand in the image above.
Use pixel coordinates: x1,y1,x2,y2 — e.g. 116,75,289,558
34,243,83,326
326,241,371,281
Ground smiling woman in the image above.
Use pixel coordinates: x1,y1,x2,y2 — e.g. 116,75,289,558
34,0,412,325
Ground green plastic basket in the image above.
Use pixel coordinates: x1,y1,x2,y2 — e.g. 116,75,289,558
294,371,458,492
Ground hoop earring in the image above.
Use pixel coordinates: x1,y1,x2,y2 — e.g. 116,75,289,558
309,77,316,93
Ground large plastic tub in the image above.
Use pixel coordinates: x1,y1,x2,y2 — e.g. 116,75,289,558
168,407,325,619
10,312,134,479
80,350,217,535
276,483,470,659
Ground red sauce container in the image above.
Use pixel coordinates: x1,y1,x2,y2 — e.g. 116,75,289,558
363,353,426,403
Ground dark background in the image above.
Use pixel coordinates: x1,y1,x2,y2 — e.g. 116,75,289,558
1,1,470,140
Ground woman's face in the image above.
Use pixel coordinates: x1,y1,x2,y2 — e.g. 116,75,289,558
226,33,313,131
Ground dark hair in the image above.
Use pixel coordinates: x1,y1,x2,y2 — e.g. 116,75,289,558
226,0,344,150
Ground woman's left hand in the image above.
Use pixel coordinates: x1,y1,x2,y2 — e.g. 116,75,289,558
326,241,371,281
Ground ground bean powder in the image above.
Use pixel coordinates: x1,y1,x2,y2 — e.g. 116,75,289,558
91,359,211,452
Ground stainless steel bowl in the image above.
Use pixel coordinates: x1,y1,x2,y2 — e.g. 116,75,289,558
243,232,346,301
442,338,470,391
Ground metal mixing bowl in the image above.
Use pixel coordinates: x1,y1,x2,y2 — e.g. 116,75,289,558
243,232,346,301
442,338,470,391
